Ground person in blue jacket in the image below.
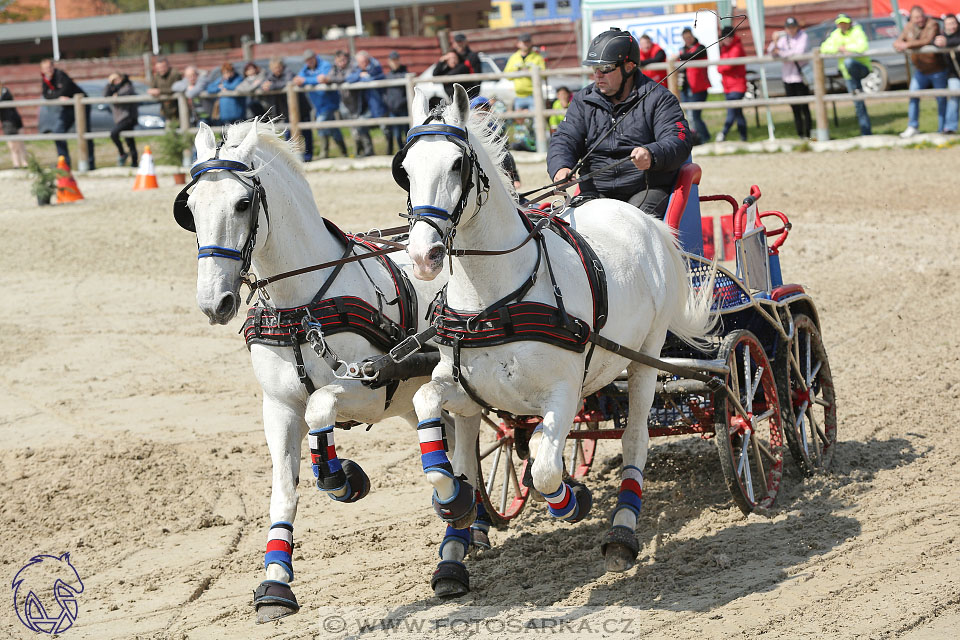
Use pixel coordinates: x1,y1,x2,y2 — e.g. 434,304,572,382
345,51,386,157
206,62,247,125
294,49,347,160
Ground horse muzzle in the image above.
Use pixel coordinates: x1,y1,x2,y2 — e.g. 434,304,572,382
200,290,239,325
409,243,446,281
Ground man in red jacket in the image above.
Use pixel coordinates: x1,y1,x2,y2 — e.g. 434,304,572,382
637,34,667,86
676,28,711,144
716,26,748,141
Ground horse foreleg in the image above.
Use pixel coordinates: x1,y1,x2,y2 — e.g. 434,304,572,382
529,385,593,523
304,385,370,503
602,360,656,572
255,394,307,623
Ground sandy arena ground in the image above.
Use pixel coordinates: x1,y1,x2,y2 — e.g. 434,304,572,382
1,147,959,640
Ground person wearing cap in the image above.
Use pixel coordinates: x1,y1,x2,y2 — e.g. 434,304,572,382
504,33,546,111
675,28,711,145
894,5,948,137
434,33,482,100
548,27,692,219
716,25,748,142
820,15,872,136
768,17,812,139
384,51,409,155
295,49,348,160
637,34,667,87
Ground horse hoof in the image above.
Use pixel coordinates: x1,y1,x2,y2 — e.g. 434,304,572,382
603,542,637,573
450,502,477,530
256,603,298,624
470,526,491,552
431,561,469,599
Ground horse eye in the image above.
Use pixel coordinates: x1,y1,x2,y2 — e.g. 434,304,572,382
235,197,251,213
452,157,462,173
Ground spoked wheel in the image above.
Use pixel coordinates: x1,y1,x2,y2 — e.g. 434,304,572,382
777,314,837,475
475,414,530,526
564,422,598,479
714,330,785,515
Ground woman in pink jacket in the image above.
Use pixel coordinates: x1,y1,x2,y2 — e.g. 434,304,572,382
716,26,748,142
768,17,812,138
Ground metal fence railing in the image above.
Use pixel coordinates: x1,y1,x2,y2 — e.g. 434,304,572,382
3,45,959,171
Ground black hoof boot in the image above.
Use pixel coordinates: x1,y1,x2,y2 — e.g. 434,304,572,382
431,561,469,599
601,525,639,573
327,459,371,503
433,476,477,529
253,580,300,623
567,479,593,524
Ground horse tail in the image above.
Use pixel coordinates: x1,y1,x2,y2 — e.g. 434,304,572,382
653,220,718,348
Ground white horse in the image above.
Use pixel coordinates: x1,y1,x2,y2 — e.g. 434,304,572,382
397,86,715,592
175,120,481,620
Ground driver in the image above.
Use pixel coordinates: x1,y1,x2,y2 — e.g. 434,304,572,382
547,28,692,218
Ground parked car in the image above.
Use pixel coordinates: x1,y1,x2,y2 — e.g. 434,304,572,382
416,53,517,106
745,17,910,99
37,80,164,133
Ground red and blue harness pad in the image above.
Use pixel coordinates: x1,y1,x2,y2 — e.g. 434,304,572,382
242,220,416,353
430,210,608,353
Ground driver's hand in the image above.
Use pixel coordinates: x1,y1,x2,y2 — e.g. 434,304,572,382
553,168,573,185
630,146,653,171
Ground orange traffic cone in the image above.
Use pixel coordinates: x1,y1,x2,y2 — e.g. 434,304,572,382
133,145,159,191
55,156,84,203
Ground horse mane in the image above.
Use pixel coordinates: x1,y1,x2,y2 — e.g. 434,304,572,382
223,118,305,178
440,102,515,197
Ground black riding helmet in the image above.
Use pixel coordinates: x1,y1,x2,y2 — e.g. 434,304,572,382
582,28,640,67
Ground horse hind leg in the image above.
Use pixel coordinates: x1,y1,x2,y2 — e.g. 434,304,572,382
255,395,306,623
601,360,656,573
304,387,370,503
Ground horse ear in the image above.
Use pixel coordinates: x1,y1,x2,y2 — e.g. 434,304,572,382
452,84,470,127
234,121,259,162
411,86,429,124
195,123,216,162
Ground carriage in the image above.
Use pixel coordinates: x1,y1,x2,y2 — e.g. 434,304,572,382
473,162,837,524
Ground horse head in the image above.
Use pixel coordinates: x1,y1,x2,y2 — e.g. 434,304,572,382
397,84,477,281
175,121,268,324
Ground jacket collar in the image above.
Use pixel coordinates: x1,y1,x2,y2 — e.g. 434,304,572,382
582,69,649,112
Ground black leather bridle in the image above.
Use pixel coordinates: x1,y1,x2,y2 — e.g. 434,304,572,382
173,143,269,280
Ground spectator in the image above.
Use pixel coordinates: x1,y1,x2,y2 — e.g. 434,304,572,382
237,62,267,119
206,63,246,125
637,34,667,87
549,86,572,133
820,15,872,136
383,51,409,156
470,95,521,193
147,57,182,127
716,26,748,142
434,33,482,100
676,28,711,145
345,51,386,157
170,65,209,125
295,49,347,160
935,14,960,134
40,58,95,170
257,57,313,160
0,79,27,168
768,17,812,139
504,33,546,110
895,6,948,137
103,72,138,167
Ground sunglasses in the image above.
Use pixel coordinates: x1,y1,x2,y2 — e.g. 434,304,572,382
591,63,619,76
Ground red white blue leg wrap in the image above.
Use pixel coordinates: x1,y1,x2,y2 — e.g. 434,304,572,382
613,465,643,519
264,521,294,580
543,482,579,520
418,418,452,474
309,426,347,492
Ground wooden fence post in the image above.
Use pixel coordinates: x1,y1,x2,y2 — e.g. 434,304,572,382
74,93,90,172
531,66,547,153
177,94,189,133
286,84,301,142
667,58,680,99
812,48,830,141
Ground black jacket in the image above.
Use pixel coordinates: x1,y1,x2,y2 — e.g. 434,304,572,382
547,71,692,198
104,74,139,123
41,67,85,100
384,63,409,114
0,87,23,129
434,47,482,98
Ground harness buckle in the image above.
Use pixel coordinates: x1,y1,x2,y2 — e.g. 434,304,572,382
554,285,563,298
389,333,425,363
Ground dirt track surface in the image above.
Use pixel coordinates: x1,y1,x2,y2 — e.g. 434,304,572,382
1,148,959,639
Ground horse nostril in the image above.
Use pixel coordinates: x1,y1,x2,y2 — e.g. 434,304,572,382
216,292,237,317
427,246,444,263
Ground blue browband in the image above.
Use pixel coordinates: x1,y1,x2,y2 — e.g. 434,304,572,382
411,205,451,220
405,124,466,143
198,245,244,261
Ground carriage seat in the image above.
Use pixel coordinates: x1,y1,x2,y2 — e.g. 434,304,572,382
664,162,704,256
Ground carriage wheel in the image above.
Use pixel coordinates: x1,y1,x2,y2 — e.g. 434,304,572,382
564,422,597,479
776,314,838,475
475,415,530,527
714,330,785,515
